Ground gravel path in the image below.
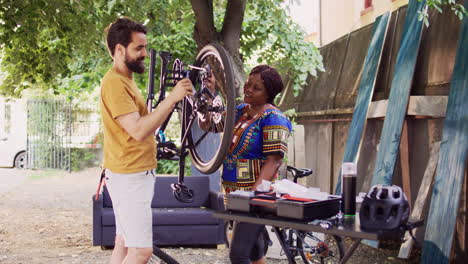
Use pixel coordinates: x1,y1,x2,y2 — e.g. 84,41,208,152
0,167,420,263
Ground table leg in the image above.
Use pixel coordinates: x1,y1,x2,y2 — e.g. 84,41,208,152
271,227,297,264
339,238,362,264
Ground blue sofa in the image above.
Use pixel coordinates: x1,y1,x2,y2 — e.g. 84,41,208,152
93,175,225,247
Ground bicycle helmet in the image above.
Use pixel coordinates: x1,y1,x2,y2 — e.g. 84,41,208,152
359,184,409,232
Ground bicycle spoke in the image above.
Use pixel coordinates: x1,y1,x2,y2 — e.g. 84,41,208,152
296,232,344,264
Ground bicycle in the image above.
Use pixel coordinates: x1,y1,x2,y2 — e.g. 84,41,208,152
275,166,344,264
144,43,237,263
224,165,345,264
147,43,236,202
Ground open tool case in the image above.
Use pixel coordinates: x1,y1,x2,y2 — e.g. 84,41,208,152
226,192,340,220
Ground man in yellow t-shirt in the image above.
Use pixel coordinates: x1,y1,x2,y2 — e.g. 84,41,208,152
100,17,193,264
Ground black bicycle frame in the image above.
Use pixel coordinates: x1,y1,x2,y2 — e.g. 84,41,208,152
146,49,205,203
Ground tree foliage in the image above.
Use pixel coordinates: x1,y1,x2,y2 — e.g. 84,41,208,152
0,0,323,99
241,0,323,96
0,0,197,97
419,0,467,27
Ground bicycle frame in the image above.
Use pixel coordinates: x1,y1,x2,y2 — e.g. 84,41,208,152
146,48,219,203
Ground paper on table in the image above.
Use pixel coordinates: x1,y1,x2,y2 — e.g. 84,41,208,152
229,190,254,197
271,179,329,200
256,180,272,192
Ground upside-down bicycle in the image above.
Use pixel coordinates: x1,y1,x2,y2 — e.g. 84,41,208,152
145,43,236,263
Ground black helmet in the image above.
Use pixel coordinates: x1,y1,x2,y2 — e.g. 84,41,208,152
359,184,409,232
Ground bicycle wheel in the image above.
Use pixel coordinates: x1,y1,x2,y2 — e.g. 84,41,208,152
298,233,344,264
147,245,179,264
186,43,236,174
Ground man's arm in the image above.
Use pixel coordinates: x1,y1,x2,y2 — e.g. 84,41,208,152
116,78,193,142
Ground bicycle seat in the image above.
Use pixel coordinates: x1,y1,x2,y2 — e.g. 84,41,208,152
286,165,313,178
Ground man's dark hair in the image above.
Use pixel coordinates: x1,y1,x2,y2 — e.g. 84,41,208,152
250,65,284,105
105,17,147,56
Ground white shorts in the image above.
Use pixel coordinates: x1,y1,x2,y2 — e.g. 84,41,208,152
104,168,155,248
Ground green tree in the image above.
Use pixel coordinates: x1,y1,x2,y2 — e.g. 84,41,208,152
0,0,323,99
419,0,467,27
0,0,197,97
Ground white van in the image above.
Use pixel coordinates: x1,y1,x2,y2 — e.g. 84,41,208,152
0,98,27,168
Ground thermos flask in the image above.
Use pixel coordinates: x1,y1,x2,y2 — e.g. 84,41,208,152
341,162,357,218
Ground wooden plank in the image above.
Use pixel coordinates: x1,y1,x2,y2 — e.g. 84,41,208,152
287,125,307,186
296,95,448,118
293,125,306,169
366,99,388,119
422,2,468,262
371,0,426,187
304,122,333,193
296,108,353,117
450,166,468,262
400,120,412,207
359,121,381,193
398,141,440,259
363,0,426,249
461,165,468,261
367,96,448,119
334,12,391,194
407,96,447,117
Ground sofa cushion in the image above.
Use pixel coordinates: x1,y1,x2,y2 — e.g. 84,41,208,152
152,208,221,225
153,225,224,246
101,207,220,226
151,176,210,208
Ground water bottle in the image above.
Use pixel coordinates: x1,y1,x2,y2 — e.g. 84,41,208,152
341,162,357,218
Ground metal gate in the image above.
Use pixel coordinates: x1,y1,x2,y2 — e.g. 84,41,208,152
27,100,72,171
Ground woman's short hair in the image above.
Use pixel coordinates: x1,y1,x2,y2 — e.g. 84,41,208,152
105,17,147,56
250,65,284,105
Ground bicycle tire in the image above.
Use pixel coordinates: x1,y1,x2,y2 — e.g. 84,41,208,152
186,43,236,174
147,245,179,264
298,233,344,264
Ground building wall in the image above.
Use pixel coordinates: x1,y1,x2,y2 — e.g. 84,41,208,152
320,0,409,45
321,0,362,45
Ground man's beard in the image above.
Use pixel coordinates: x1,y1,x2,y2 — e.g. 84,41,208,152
125,54,145,74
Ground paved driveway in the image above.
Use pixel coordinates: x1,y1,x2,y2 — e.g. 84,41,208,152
0,168,28,195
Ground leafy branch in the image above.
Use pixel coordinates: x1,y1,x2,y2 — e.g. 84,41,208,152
418,0,467,27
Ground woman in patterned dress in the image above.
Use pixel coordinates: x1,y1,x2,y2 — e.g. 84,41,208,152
224,65,292,264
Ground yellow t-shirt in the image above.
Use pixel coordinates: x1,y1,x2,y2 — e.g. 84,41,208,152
100,67,156,173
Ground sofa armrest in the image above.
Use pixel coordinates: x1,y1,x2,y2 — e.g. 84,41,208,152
92,193,104,246
209,191,225,211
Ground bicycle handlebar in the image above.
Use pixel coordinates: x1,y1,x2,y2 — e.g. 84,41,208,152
286,165,313,179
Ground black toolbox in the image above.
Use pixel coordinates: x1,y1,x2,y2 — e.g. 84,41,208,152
226,192,278,214
226,192,254,212
276,196,341,220
227,192,341,220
